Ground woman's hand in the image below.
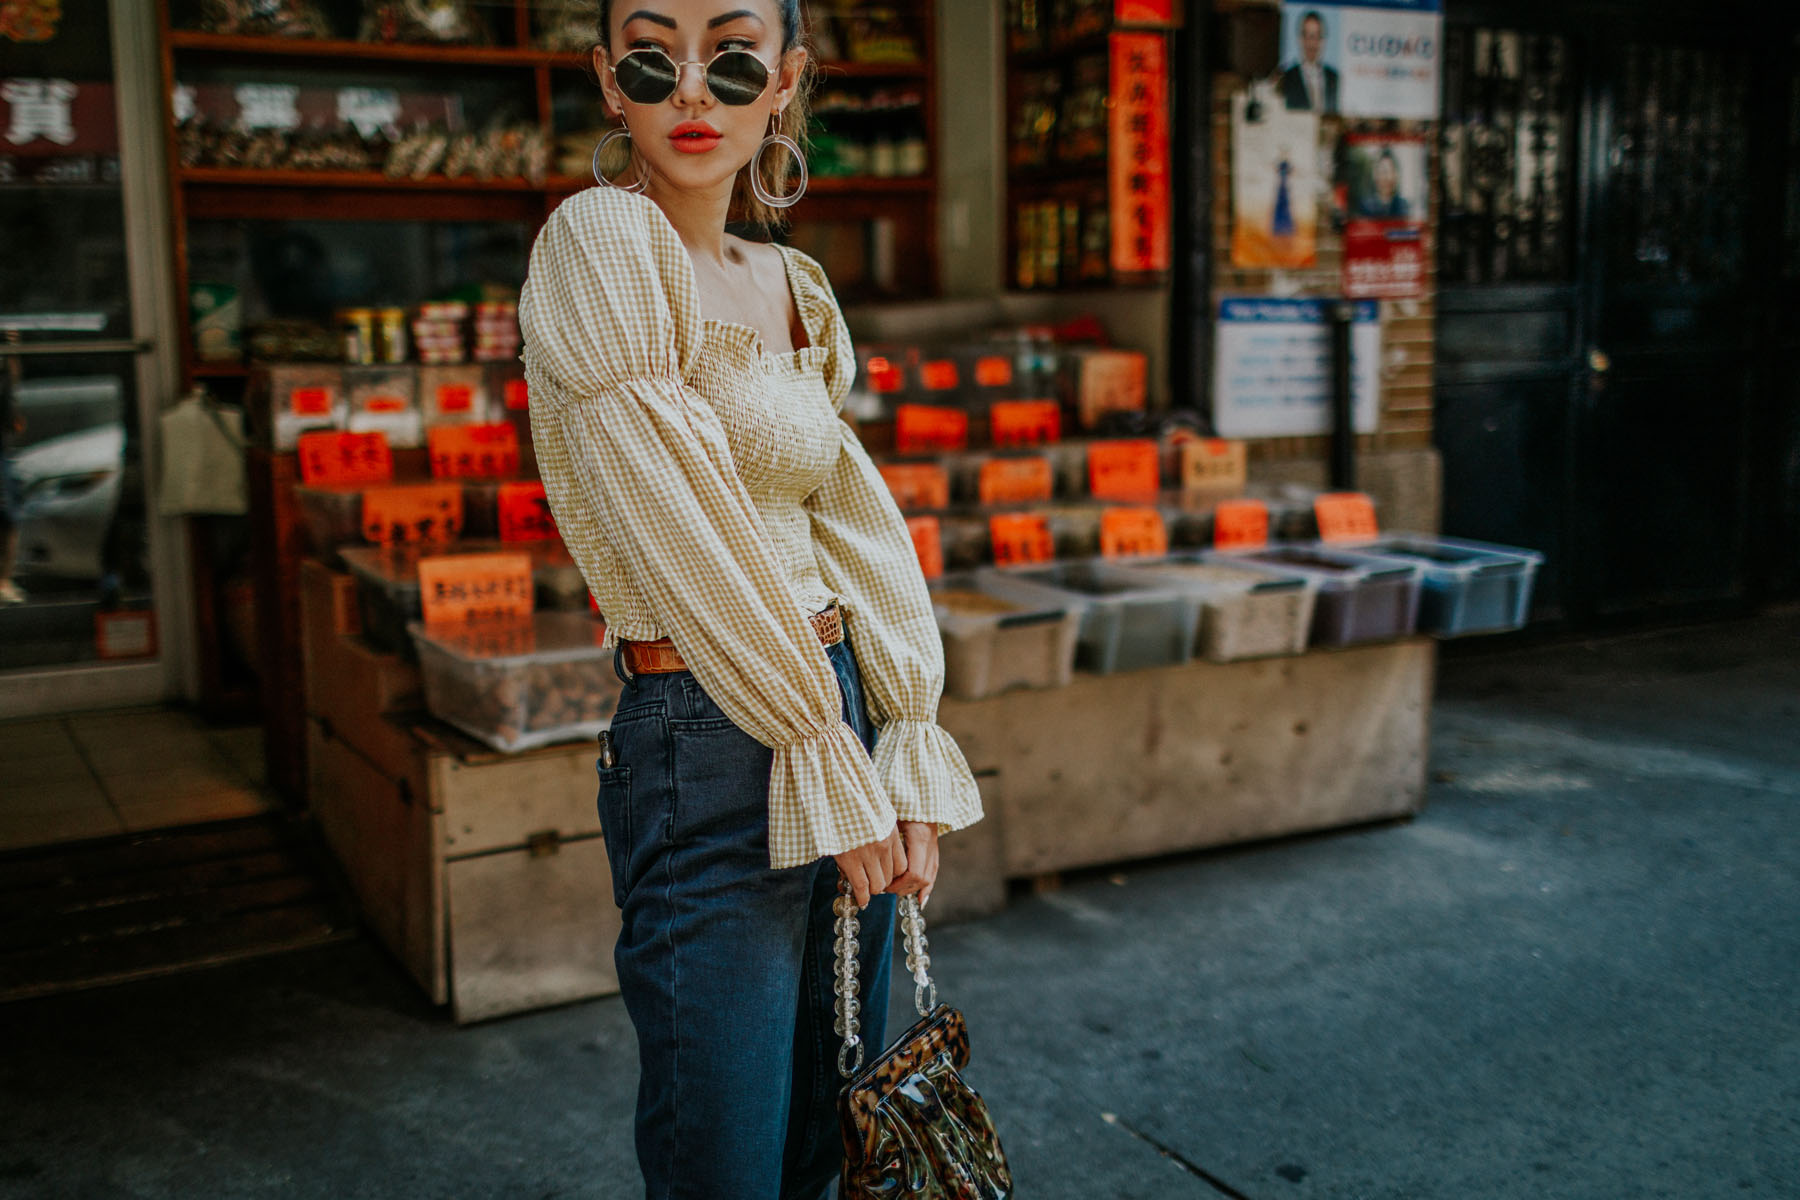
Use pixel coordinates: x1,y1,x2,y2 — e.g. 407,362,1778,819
886,820,940,909
834,825,908,908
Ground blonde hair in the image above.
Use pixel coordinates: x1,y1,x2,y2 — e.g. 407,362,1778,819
589,2,816,229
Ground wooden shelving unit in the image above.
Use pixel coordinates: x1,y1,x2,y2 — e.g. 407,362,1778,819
1001,8,1174,293
154,0,941,798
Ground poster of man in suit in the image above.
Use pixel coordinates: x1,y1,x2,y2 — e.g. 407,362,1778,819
1278,0,1442,120
1280,9,1340,113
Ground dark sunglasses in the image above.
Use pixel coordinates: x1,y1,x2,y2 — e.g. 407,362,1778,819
607,46,773,107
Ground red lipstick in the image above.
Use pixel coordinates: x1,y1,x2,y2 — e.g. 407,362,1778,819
669,120,722,154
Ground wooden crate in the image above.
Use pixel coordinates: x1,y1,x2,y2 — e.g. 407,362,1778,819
302,558,618,1022
300,557,421,779
307,712,620,1023
940,638,1434,876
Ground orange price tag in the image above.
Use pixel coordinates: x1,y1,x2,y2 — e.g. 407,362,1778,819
297,431,394,486
362,393,408,414
1213,499,1269,550
290,385,332,417
1087,439,1160,501
1100,507,1168,559
895,404,970,454
503,379,529,411
428,423,520,480
973,355,1014,389
978,456,1053,506
435,383,474,413
1179,437,1247,494
879,463,950,510
1315,492,1380,543
417,553,534,627
906,516,944,581
361,482,464,546
988,400,1063,447
988,513,1055,567
497,480,558,543
919,358,960,393
864,355,905,395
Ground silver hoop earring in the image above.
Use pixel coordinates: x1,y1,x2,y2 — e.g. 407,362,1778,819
749,113,807,209
592,125,648,193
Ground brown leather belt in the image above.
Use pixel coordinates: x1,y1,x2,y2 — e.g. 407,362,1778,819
621,604,843,676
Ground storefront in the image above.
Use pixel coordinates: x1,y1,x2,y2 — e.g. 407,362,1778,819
0,0,191,718
3,0,1795,1014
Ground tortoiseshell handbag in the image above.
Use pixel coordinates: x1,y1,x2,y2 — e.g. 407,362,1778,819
832,878,1014,1199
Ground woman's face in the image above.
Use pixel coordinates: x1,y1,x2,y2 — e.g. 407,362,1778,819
1374,156,1398,200
594,1,804,197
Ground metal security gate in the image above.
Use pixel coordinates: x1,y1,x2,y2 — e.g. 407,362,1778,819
1434,1,1799,624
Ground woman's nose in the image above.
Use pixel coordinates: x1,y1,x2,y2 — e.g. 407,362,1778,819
671,59,711,108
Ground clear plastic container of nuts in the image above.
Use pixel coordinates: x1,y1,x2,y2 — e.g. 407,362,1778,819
407,612,620,753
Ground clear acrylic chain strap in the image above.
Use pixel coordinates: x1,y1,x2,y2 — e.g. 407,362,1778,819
835,875,937,1078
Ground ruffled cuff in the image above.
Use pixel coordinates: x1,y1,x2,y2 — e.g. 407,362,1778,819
871,719,983,834
767,721,898,869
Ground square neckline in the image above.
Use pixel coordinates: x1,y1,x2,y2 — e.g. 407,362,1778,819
700,241,812,364
610,190,826,372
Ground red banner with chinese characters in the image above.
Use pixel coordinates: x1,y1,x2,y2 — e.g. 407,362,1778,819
1108,32,1172,277
1114,0,1176,25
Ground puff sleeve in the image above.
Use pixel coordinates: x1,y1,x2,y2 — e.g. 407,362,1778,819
788,251,984,837
518,189,896,869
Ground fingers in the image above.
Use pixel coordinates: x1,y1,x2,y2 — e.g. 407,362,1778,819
839,856,871,908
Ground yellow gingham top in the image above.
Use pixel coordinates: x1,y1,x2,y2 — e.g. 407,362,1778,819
519,187,982,870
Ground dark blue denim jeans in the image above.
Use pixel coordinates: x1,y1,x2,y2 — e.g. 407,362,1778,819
597,636,897,1200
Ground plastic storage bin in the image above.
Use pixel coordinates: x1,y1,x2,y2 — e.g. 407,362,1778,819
1341,534,1542,636
340,543,439,657
293,485,365,562
931,571,1081,700
419,365,489,428
294,481,464,563
255,364,343,451
1206,545,1421,647
343,366,420,448
459,478,526,540
531,543,591,611
979,560,1201,675
343,541,590,655
1109,556,1318,662
408,612,621,753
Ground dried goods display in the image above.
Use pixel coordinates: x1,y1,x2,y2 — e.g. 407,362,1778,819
196,0,332,37
534,0,599,52
409,613,620,753
358,0,491,44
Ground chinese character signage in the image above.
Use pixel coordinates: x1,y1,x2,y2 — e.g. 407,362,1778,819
1212,297,1380,438
1341,131,1429,298
1278,0,1443,120
1108,32,1171,276
1230,93,1319,269
1114,0,1176,26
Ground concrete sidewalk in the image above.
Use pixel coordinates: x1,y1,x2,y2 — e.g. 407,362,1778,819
3,610,1796,1198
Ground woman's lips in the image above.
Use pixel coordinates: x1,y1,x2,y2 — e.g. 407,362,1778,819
669,123,721,154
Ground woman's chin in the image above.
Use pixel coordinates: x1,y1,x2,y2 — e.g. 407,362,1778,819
641,153,745,198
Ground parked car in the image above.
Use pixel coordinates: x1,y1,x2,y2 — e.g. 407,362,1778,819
10,375,126,582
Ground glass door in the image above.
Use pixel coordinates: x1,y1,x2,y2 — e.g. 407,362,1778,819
0,0,185,712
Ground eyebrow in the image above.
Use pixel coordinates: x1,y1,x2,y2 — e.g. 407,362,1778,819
620,9,764,30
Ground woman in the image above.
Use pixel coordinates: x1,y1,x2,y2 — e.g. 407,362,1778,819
516,2,983,1197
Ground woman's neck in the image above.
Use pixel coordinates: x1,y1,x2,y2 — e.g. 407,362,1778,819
645,179,737,269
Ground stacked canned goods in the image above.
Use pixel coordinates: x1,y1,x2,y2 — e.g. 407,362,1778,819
473,301,520,363
412,301,469,364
